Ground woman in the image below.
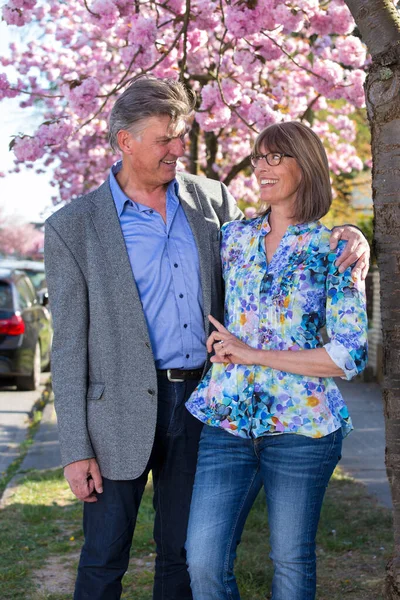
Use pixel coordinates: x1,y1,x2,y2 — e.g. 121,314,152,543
185,121,368,600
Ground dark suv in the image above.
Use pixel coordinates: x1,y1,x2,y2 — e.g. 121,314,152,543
0,268,52,391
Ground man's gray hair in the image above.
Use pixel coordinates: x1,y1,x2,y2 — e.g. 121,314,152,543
108,75,196,152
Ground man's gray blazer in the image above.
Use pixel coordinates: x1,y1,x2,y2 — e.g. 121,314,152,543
44,172,242,480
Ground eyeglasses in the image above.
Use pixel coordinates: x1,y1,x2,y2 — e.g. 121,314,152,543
250,152,293,168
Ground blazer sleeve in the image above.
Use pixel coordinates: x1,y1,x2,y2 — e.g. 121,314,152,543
219,181,244,225
45,221,95,466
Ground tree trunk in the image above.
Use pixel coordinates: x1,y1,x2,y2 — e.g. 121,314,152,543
344,1,400,597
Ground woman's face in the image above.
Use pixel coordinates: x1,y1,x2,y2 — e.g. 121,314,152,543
254,145,302,211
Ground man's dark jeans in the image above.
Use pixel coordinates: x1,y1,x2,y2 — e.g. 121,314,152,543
74,375,202,600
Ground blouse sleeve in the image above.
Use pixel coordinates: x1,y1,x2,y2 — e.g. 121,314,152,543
323,243,369,380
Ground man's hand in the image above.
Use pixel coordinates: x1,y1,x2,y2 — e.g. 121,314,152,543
64,458,103,503
330,225,370,280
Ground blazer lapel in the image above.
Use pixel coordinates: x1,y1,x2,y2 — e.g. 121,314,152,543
89,180,151,344
177,176,213,322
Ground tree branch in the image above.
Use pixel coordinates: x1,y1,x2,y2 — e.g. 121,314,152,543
299,94,321,122
83,0,100,18
188,118,199,175
76,15,191,132
179,0,191,80
204,131,220,180
4,87,63,99
214,26,258,133
223,155,251,186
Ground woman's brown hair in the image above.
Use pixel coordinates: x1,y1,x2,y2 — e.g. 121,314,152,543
252,121,332,223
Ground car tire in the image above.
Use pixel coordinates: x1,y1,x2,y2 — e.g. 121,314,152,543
16,342,41,391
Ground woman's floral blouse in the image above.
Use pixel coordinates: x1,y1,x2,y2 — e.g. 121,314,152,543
186,215,368,439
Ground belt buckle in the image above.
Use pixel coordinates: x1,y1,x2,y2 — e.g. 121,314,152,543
166,369,185,383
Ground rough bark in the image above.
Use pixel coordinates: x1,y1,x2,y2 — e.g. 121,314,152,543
344,1,400,597
346,0,400,57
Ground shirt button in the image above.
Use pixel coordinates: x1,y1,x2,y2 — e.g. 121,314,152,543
186,354,190,359
174,263,178,268
147,388,155,396
184,324,188,328
179,293,184,298
149,210,154,214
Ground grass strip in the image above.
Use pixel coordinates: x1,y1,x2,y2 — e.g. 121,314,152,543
0,381,52,498
0,466,392,600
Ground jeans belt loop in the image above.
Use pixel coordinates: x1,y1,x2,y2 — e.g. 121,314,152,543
166,369,186,383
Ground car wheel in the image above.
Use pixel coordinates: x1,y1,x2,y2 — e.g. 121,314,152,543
16,342,41,391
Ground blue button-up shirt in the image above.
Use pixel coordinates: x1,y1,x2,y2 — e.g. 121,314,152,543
109,161,206,369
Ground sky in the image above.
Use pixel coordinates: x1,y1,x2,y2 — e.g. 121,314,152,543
0,18,54,224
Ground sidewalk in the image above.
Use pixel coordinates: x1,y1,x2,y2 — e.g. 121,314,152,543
337,379,391,508
1,378,391,509
0,374,48,475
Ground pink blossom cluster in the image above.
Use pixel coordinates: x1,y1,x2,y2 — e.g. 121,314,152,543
91,0,119,28
64,77,101,118
164,0,186,14
309,0,354,36
123,13,158,68
334,36,367,68
0,0,370,208
0,73,20,99
36,120,73,146
247,97,281,130
196,104,232,131
2,0,36,26
225,0,276,37
326,115,356,143
328,143,364,175
13,136,45,162
273,4,305,34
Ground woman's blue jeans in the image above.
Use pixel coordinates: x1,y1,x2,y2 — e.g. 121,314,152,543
186,425,342,600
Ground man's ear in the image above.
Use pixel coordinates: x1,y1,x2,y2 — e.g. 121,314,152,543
116,129,134,155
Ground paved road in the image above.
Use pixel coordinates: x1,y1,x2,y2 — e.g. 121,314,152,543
0,373,48,475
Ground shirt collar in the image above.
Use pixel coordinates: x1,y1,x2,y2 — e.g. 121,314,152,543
252,211,320,238
109,160,129,217
109,159,179,217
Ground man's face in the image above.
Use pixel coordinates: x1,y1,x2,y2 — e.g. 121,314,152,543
124,114,187,187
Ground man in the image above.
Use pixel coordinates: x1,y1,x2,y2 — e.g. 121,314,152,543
45,75,369,600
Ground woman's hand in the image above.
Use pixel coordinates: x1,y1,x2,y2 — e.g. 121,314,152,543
207,315,258,365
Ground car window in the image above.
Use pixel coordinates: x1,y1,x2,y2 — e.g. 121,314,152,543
0,282,13,310
25,271,46,291
15,277,36,308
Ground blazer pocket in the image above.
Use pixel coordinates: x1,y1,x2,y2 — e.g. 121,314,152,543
87,382,105,400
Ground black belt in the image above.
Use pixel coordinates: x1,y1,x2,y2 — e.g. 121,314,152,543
157,367,204,382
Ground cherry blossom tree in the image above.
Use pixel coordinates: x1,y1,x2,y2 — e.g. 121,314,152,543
0,208,43,257
343,1,400,597
1,0,369,213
